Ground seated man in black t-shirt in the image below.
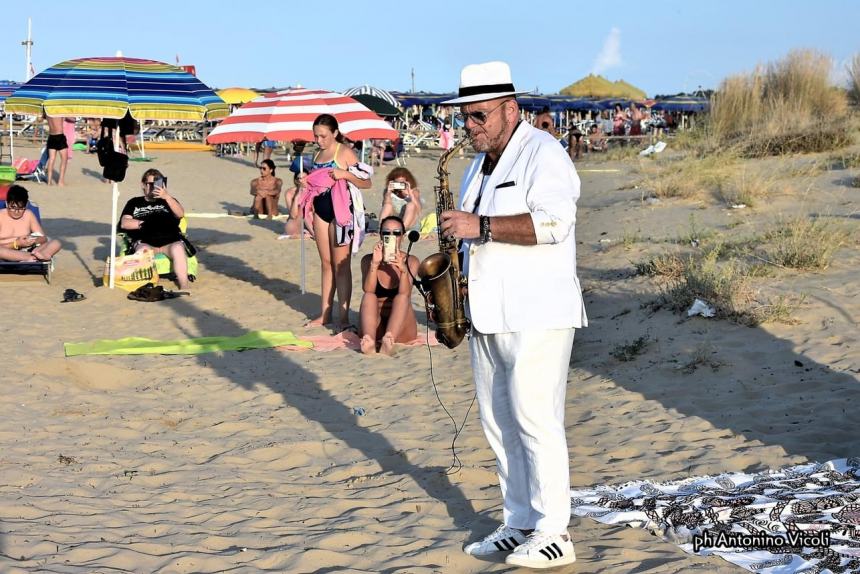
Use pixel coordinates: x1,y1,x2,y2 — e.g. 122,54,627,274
119,168,191,289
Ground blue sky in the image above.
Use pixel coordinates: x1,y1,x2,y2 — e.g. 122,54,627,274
4,0,858,97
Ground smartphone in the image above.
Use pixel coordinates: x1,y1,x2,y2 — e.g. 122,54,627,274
390,181,407,191
382,235,396,262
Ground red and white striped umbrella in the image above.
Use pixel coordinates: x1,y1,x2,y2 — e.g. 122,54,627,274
206,87,398,144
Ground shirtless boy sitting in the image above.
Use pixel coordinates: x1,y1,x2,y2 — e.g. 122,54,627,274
0,185,63,262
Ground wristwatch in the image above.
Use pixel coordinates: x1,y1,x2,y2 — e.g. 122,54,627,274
480,215,493,244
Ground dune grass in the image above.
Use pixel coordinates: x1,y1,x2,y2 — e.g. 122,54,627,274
639,153,740,200
636,213,849,325
716,167,775,207
697,50,852,157
848,54,860,106
760,216,849,270
660,249,799,326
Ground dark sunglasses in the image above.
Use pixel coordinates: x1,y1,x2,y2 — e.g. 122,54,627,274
380,230,403,237
454,99,508,126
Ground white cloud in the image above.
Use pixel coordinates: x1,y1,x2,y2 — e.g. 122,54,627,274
592,27,622,75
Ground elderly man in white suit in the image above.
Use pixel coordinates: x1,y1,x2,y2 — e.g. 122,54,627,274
440,61,587,570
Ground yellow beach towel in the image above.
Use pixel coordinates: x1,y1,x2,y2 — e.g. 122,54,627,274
65,330,313,357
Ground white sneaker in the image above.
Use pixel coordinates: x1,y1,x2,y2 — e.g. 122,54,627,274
505,531,576,569
463,524,528,556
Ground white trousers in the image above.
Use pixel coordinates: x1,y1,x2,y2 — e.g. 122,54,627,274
470,328,576,534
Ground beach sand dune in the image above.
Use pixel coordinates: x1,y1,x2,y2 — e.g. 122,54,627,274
1,144,857,573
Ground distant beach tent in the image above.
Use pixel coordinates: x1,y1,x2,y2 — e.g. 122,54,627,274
391,92,456,108
560,74,647,100
5,56,228,120
516,95,553,112
206,88,398,144
652,96,710,112
216,87,260,105
343,85,400,108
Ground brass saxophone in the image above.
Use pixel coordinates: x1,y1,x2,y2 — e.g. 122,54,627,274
417,138,471,349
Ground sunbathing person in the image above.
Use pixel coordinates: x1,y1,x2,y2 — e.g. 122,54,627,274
119,169,191,289
359,216,419,355
249,159,283,219
379,168,423,231
0,185,62,262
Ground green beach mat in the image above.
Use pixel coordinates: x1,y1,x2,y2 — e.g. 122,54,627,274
65,330,312,357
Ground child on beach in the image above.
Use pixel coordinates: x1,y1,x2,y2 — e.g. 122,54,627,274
0,185,62,262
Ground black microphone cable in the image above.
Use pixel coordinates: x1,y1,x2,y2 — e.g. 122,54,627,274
406,231,476,475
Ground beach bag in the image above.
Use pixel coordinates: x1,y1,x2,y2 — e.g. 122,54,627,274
102,152,129,182
96,127,129,182
103,251,159,292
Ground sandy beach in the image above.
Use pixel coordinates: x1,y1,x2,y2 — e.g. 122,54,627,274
1,140,858,573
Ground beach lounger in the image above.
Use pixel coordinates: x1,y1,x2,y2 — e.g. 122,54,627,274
13,148,47,183
0,199,53,283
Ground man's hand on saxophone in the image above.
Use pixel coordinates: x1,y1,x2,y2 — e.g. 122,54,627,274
440,210,480,241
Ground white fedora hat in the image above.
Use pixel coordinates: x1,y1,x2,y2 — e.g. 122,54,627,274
442,61,530,105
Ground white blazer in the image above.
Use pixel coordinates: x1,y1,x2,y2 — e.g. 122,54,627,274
459,122,587,334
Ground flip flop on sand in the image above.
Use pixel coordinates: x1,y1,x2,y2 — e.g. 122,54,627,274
127,283,190,302
61,289,86,303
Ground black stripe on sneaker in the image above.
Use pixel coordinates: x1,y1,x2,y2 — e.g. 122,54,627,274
494,540,506,551
540,548,554,560
551,542,563,556
507,537,518,549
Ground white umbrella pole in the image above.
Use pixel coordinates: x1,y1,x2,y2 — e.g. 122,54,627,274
140,120,146,158
300,155,306,294
108,127,121,289
109,181,119,289
9,115,13,162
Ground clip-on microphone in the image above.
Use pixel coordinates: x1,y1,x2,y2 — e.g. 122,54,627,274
406,230,427,298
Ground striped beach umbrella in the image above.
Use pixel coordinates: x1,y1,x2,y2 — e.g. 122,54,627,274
4,56,228,120
206,88,398,144
343,85,400,108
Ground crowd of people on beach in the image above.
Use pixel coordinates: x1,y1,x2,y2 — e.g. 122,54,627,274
257,114,426,355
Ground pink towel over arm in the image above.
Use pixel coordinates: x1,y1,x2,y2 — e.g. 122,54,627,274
299,168,353,231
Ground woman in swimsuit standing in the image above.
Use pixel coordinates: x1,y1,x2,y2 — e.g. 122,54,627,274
358,216,419,355
301,114,372,330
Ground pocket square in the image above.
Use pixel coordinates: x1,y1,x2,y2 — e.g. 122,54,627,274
495,180,516,189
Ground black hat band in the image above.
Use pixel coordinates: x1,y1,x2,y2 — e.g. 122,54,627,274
458,83,516,98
